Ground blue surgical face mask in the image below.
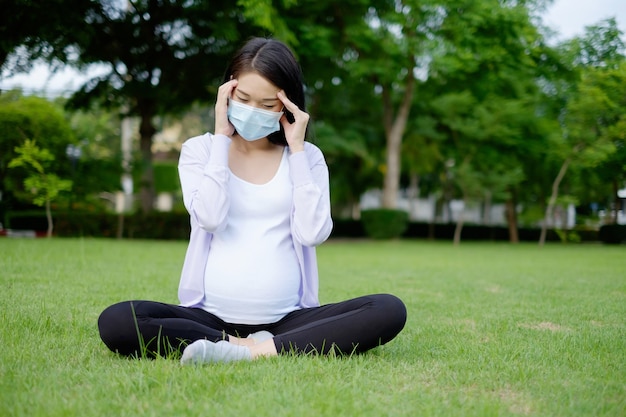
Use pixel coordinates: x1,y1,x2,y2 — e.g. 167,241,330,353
227,99,283,141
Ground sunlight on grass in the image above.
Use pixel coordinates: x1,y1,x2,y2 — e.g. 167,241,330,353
1,238,624,416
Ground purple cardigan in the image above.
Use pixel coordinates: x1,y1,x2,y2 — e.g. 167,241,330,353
177,133,333,309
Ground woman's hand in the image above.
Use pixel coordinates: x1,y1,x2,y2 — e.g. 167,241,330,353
214,79,238,136
277,91,309,153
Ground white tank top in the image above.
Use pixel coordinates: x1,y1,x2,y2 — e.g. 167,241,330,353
201,149,301,324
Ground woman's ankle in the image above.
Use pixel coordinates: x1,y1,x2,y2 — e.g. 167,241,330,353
228,335,255,347
249,339,278,359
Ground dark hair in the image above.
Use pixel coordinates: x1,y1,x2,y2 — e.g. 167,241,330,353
223,37,306,145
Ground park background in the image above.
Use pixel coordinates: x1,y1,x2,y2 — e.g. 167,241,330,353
1,0,625,244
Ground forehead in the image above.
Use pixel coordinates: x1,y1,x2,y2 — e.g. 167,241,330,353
235,72,279,97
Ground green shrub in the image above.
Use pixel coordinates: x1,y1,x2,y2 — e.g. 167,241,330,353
555,229,582,243
360,208,409,239
153,162,180,193
598,224,626,244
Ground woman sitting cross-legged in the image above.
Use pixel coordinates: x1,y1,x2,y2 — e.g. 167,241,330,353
97,37,407,364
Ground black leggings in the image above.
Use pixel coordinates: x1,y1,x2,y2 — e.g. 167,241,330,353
98,294,407,358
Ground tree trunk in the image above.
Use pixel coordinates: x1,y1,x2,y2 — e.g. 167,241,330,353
610,179,619,224
505,195,519,243
117,212,125,239
120,115,135,213
382,128,401,209
428,197,440,240
0,53,7,77
381,72,416,209
453,198,465,246
407,173,419,220
539,157,571,246
45,198,53,238
483,190,492,226
138,111,156,213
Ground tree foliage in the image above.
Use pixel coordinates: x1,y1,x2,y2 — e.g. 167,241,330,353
28,0,280,212
8,139,72,237
0,0,94,75
3,0,625,242
0,93,75,222
539,19,625,244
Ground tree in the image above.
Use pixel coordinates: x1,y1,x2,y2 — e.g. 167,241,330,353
425,92,531,244
0,93,75,222
539,64,623,244
342,1,439,209
65,103,125,209
5,0,384,215
420,0,558,242
33,0,282,212
538,19,625,245
571,22,626,225
249,0,391,216
401,112,445,234
313,120,380,218
8,140,72,237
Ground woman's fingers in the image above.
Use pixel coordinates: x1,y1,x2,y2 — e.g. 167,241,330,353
277,91,308,151
277,91,307,120
218,79,238,98
215,79,238,136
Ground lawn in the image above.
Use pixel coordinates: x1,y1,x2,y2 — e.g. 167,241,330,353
1,237,625,417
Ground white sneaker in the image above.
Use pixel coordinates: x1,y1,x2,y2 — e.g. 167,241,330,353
181,340,252,365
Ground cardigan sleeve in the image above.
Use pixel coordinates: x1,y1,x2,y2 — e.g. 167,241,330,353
288,143,333,246
178,133,231,232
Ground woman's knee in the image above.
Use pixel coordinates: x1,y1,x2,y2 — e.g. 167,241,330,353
97,301,141,355
373,293,407,334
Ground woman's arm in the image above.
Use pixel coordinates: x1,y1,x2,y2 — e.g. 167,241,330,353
178,134,231,232
277,91,332,246
178,79,238,232
289,143,333,246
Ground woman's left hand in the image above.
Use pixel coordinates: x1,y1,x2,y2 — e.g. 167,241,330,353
277,91,309,153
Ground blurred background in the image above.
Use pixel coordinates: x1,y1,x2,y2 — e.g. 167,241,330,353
1,0,625,244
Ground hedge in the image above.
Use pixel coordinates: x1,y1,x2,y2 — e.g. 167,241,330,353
3,210,602,243
360,209,409,239
598,224,626,244
5,210,191,240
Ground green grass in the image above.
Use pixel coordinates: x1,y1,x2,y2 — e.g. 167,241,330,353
1,238,625,417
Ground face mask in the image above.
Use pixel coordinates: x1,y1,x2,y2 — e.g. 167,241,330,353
227,99,283,141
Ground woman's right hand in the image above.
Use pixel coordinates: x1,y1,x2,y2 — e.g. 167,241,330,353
214,79,238,136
